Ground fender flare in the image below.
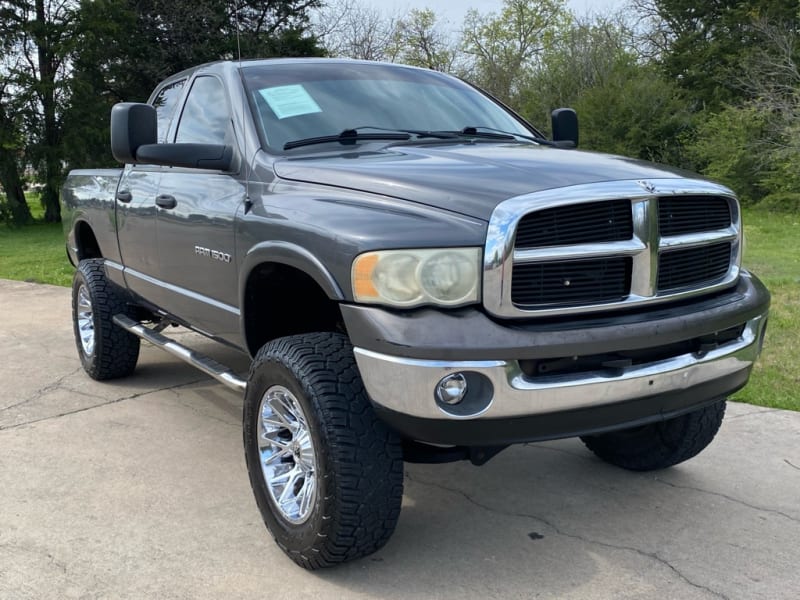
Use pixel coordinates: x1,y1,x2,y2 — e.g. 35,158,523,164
239,241,346,306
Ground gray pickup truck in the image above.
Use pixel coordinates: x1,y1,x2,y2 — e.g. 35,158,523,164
61,58,770,569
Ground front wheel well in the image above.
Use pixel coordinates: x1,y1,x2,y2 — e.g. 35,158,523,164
243,263,345,356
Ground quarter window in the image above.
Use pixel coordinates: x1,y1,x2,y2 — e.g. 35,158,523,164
151,79,186,143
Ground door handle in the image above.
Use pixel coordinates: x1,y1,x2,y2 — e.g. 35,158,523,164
116,190,132,203
155,194,177,209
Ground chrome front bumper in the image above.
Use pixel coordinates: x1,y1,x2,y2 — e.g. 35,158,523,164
353,315,767,422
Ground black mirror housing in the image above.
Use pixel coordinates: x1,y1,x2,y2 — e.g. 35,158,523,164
135,143,234,171
551,108,579,148
111,103,157,164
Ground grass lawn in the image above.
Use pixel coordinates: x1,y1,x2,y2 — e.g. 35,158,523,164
0,197,73,287
0,199,797,411
732,210,800,411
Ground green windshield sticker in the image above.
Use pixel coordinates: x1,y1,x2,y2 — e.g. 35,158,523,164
258,84,322,120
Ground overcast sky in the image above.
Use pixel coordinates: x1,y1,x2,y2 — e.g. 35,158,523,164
358,0,625,26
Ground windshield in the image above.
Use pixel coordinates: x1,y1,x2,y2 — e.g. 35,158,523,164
241,62,537,152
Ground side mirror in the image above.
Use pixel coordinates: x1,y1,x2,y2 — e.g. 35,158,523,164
135,143,234,171
551,108,579,148
111,103,157,164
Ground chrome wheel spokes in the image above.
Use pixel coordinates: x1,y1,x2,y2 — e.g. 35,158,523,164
76,284,95,356
257,385,317,524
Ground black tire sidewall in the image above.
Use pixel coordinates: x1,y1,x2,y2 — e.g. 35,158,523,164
243,354,336,554
71,259,139,380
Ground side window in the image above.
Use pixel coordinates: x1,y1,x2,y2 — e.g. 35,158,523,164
175,77,230,144
152,79,186,143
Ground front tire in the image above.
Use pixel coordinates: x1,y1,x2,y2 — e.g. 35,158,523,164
243,332,403,569
71,259,140,380
580,400,726,471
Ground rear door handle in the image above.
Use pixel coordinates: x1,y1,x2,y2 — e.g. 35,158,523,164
155,194,177,209
116,190,132,203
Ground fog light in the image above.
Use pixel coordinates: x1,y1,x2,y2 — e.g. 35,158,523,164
436,373,468,405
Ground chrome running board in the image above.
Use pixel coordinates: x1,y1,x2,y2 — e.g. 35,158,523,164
113,314,246,393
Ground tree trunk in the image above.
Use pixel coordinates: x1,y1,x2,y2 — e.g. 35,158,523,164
36,0,62,223
0,153,32,226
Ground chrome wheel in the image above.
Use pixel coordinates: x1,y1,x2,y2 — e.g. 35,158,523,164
76,284,95,356
257,385,317,524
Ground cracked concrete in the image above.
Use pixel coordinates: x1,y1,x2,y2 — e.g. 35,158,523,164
1,279,799,599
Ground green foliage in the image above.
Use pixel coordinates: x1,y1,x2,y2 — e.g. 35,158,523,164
61,0,324,170
684,105,769,203
519,18,692,166
393,9,457,72
461,0,570,105
650,0,800,110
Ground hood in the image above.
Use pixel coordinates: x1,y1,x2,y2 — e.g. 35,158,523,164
272,142,697,221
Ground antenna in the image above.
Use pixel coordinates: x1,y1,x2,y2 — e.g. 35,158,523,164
233,1,253,213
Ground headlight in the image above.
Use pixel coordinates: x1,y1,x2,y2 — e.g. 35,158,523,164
352,248,482,307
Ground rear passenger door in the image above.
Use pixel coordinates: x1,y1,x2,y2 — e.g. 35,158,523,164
153,75,245,341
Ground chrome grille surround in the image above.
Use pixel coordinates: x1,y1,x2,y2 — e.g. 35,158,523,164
483,178,742,318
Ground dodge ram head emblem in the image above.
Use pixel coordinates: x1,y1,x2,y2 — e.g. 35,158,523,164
637,180,657,194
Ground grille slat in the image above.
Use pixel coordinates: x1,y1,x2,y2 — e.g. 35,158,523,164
657,243,732,291
659,196,731,236
515,199,633,249
511,257,631,308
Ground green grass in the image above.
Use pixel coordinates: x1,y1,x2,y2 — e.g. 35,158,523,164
731,209,800,411
0,195,73,286
0,198,797,411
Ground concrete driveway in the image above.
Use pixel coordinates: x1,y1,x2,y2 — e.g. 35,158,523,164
1,279,798,599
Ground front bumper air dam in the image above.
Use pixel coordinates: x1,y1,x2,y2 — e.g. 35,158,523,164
346,273,769,446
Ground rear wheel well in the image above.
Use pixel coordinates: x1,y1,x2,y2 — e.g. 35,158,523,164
243,263,345,356
75,221,102,260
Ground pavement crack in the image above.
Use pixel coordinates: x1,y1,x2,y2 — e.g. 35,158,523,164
0,378,207,432
0,367,83,413
653,477,799,524
406,473,730,600
0,542,68,574
784,459,800,472
169,391,239,428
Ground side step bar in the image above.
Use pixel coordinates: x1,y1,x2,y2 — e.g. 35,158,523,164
113,314,247,393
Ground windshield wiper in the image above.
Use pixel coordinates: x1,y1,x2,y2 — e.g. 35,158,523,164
452,126,559,147
284,128,411,151
351,126,461,140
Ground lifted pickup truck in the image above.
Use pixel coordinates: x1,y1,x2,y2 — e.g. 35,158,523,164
62,58,769,569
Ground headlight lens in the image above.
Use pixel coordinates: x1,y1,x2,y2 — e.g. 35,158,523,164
352,248,481,307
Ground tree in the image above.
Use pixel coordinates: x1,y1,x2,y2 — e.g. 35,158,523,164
632,0,800,110
62,0,324,169
0,86,32,226
1,0,76,223
685,16,800,206
461,0,569,105
394,9,460,72
520,15,691,166
312,0,400,61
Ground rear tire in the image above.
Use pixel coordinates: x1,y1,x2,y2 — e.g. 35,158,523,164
580,400,726,471
71,259,140,380
243,332,403,569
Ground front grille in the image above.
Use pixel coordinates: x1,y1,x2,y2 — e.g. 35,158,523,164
659,196,731,236
515,199,632,249
511,257,631,308
485,181,741,318
658,242,732,291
